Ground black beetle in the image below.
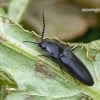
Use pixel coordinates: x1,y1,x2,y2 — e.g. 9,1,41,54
24,10,94,86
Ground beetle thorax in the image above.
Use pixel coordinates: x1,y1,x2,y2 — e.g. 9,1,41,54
39,41,63,58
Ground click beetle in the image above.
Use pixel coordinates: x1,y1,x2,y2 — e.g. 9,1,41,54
24,10,94,86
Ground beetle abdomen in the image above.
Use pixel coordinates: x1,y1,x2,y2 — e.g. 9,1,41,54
59,48,94,86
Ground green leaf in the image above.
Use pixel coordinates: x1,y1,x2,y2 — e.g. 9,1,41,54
0,85,6,100
0,16,99,100
8,0,30,23
5,93,87,100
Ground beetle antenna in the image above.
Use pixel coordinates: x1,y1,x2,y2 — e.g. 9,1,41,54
23,41,39,44
41,9,45,42
23,10,45,44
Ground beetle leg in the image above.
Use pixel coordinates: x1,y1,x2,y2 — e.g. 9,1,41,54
59,64,65,74
67,70,77,83
36,55,55,60
36,55,50,58
70,45,79,51
73,76,77,83
57,60,65,74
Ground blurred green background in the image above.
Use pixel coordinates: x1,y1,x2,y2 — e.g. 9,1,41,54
1,0,100,43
